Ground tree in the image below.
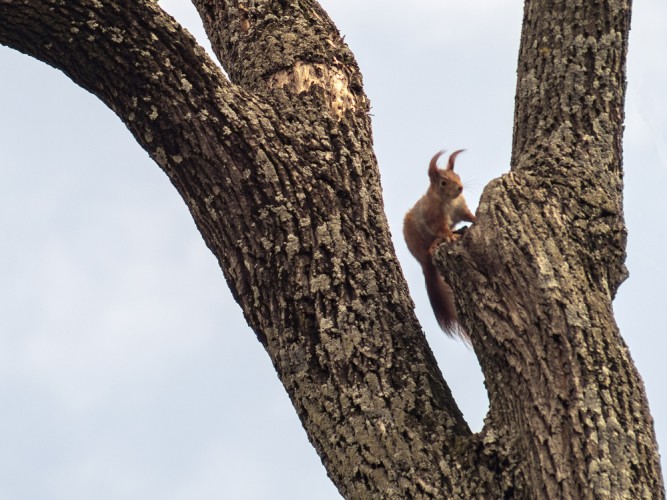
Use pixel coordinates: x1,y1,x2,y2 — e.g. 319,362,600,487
0,0,663,497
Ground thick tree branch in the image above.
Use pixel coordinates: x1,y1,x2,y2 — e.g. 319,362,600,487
438,0,663,497
0,0,306,339
192,0,366,109
0,1,501,497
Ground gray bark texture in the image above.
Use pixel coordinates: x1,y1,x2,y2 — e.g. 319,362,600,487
0,0,663,498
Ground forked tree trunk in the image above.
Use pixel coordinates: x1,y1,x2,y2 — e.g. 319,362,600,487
0,0,662,497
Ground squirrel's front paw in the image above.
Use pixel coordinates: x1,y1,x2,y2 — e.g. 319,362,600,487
429,234,459,255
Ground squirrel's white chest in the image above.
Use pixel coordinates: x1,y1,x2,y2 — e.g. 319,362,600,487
442,196,466,228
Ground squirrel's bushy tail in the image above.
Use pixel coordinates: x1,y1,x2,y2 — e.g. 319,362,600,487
422,260,469,342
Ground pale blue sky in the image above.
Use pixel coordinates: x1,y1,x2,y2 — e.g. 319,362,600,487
1,1,664,498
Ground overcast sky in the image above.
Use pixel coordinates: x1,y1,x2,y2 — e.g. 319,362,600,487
0,1,664,499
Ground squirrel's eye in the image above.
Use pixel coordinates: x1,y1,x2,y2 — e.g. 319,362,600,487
440,180,447,187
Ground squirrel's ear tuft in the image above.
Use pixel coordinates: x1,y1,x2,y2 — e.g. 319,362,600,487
447,149,465,171
429,150,445,182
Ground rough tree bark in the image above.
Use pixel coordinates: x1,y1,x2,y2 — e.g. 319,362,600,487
0,0,662,498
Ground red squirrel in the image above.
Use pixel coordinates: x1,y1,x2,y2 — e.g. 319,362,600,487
403,150,476,340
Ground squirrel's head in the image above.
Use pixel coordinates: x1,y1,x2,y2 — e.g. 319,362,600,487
428,149,465,199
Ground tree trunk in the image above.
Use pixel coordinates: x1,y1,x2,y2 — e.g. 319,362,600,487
0,0,662,498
